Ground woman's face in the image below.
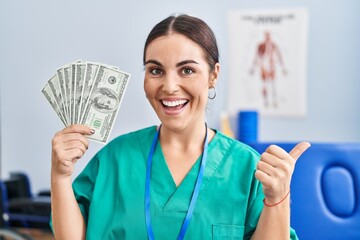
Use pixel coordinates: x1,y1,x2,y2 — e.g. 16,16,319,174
144,33,219,132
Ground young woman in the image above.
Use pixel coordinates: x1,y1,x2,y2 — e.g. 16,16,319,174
50,14,310,239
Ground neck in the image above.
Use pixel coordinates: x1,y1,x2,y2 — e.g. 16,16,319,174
159,122,208,152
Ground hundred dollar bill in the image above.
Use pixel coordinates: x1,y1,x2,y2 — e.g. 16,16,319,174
74,63,86,123
70,64,76,124
47,74,68,125
64,59,82,124
41,83,67,126
56,67,69,122
63,64,72,124
82,65,130,143
79,62,99,123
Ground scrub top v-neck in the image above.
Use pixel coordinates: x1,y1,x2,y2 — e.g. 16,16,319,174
145,125,208,240
57,126,298,240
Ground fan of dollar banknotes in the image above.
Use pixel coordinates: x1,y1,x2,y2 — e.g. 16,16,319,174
42,61,130,143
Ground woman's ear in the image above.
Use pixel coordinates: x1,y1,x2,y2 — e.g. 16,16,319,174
210,63,220,87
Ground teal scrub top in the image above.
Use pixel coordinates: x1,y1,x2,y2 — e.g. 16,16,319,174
63,126,298,239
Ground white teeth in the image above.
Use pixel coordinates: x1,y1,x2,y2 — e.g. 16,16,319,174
162,99,187,107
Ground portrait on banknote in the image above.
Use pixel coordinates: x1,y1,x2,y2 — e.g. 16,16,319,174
90,87,119,113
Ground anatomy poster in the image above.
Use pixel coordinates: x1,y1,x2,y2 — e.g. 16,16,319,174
227,9,308,117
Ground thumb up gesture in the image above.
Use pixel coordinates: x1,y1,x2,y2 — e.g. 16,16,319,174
255,142,311,205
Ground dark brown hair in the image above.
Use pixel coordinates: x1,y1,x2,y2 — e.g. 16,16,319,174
143,14,219,71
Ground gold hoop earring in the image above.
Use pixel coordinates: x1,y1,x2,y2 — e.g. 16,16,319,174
208,86,216,99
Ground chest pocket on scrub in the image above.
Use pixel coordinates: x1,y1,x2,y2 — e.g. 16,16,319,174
212,224,244,240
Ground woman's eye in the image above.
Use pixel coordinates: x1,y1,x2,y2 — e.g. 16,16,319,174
150,68,162,75
181,68,193,75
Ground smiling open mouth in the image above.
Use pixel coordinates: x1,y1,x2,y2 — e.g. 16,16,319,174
161,99,189,110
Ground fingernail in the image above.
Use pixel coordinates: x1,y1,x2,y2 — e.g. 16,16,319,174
90,129,95,134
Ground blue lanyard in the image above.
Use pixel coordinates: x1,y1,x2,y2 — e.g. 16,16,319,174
145,124,209,240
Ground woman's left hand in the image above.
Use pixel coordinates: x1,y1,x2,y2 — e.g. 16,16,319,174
255,142,311,204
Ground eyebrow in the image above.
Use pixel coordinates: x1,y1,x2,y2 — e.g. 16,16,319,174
144,59,199,68
144,59,163,67
176,60,199,67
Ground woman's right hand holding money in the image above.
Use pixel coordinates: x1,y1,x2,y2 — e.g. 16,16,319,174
51,124,93,178
51,124,92,239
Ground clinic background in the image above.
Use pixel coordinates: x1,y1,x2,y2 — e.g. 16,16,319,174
0,0,359,193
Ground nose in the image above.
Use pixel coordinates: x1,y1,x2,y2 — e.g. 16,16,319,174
162,72,179,94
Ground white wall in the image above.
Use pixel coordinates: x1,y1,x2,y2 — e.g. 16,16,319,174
0,0,359,193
